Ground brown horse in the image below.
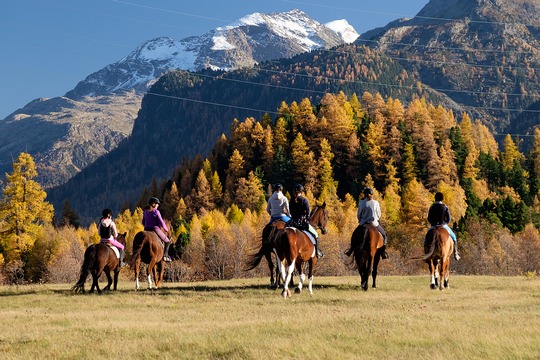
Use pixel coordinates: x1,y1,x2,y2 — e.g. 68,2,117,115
273,203,328,298
424,226,453,290
245,220,286,288
131,223,174,290
349,224,384,291
72,232,127,294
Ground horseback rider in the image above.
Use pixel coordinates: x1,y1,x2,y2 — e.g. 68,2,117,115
98,208,126,267
142,197,172,262
290,184,324,258
427,192,460,260
266,183,291,224
345,188,388,259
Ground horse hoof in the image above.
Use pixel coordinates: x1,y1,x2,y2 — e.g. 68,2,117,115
281,290,287,299
294,287,301,294
430,284,437,290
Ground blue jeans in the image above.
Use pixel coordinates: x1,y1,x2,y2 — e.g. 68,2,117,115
269,215,290,224
428,225,457,243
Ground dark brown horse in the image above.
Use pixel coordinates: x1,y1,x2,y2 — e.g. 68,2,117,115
273,204,328,298
131,229,167,290
72,232,127,294
245,220,286,288
349,224,384,291
424,226,453,290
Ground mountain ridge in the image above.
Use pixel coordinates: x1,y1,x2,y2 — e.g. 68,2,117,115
0,9,357,189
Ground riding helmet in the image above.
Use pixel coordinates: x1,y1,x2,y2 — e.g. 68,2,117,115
149,197,161,205
294,184,305,193
363,187,374,196
102,208,113,218
274,183,283,191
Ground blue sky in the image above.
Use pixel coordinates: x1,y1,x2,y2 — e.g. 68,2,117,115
0,0,429,119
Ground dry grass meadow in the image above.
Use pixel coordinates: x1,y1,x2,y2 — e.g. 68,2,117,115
0,275,539,359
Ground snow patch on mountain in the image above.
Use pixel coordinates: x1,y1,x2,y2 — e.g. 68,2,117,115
67,9,358,99
325,19,360,43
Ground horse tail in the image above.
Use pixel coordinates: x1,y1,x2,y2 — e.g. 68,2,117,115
131,231,145,270
244,246,266,271
71,245,95,293
422,229,439,260
245,226,280,271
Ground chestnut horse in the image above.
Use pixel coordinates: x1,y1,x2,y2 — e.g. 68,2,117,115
423,226,453,290
72,232,127,294
349,224,384,291
245,220,286,288
131,226,171,290
273,203,328,298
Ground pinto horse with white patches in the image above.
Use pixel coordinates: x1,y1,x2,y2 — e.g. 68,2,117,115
273,204,328,298
423,226,453,290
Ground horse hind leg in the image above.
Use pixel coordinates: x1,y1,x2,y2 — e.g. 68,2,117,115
294,266,305,294
265,252,276,289
281,260,295,299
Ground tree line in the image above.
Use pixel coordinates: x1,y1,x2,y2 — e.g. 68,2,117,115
1,91,540,284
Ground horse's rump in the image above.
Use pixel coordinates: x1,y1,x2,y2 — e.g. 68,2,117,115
351,224,383,253
423,226,452,261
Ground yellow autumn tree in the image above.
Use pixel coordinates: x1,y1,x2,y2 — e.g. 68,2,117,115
0,152,54,262
402,179,432,233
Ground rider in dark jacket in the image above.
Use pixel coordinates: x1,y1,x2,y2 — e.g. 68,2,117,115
290,184,324,258
427,192,460,260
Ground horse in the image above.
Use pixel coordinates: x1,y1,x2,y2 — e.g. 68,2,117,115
71,232,127,294
245,220,286,289
423,226,453,290
130,229,168,290
273,203,328,298
349,224,384,291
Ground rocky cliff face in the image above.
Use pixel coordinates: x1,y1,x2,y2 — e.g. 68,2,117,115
359,0,540,131
0,93,141,187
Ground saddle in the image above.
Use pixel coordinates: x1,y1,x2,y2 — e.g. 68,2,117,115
102,242,120,259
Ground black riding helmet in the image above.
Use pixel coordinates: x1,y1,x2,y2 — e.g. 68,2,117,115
102,208,113,218
363,187,374,196
274,183,283,192
294,184,305,193
149,197,161,205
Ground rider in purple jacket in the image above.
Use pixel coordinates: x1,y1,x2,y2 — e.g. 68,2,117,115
143,197,172,262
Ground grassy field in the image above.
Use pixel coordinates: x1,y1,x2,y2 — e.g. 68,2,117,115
0,275,539,359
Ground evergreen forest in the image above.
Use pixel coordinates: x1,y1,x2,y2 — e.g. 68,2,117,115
2,91,540,284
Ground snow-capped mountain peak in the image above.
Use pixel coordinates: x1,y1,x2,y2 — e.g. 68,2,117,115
325,19,360,43
66,9,357,99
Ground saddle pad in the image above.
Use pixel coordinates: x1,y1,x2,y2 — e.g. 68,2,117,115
109,245,120,259
302,230,317,245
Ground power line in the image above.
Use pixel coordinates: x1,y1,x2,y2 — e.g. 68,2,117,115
282,0,540,28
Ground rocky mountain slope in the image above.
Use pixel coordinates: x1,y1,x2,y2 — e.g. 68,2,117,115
358,0,540,132
0,10,357,188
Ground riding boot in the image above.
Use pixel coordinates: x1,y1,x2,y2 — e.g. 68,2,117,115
120,249,126,267
315,238,324,258
163,242,172,262
454,242,461,261
380,245,389,259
